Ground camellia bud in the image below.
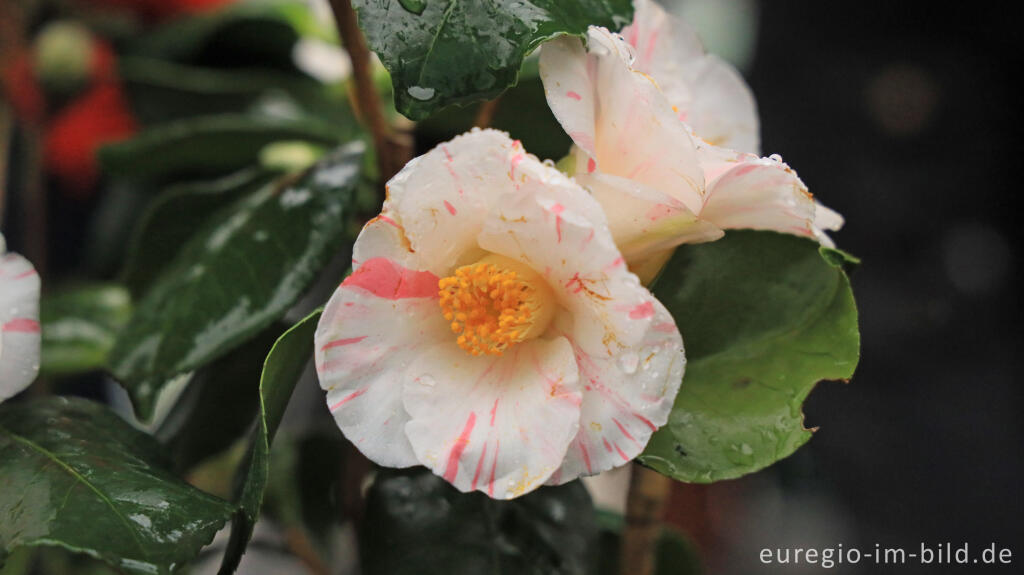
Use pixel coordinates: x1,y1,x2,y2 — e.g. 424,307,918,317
33,21,95,95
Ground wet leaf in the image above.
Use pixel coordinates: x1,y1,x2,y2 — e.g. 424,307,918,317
39,284,132,376
361,467,596,574
120,168,277,294
98,115,344,181
0,397,233,574
218,310,320,575
353,0,634,120
107,145,363,420
640,231,860,482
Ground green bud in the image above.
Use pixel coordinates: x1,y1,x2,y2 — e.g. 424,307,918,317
33,21,94,95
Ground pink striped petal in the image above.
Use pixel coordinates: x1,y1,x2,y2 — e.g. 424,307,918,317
1,244,41,402
402,338,581,499
315,258,451,467
624,0,760,154
540,28,706,214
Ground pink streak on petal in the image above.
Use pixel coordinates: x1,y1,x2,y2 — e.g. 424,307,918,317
635,414,657,432
490,398,499,427
581,229,595,249
487,439,500,497
602,437,614,453
443,412,477,483
12,269,37,280
613,417,640,445
613,441,630,462
320,335,367,351
443,200,457,215
377,215,401,229
646,203,677,221
629,302,655,320
654,321,677,333
578,439,593,474
587,157,596,173
471,442,489,491
2,319,40,333
603,257,624,272
441,145,453,161
566,91,582,101
329,387,368,411
551,203,565,243
342,257,440,300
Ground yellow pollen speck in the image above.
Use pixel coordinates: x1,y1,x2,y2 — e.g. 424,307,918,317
438,254,556,357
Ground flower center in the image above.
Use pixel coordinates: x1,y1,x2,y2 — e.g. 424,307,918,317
438,254,556,356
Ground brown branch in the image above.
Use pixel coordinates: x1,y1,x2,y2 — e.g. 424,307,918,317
621,464,672,575
328,0,397,190
473,98,501,129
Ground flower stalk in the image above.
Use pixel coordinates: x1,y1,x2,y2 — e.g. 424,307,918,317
327,0,398,191
621,464,673,575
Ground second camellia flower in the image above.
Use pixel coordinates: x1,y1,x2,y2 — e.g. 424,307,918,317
315,129,683,499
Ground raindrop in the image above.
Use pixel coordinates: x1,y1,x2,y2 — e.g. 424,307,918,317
407,85,436,101
399,0,427,15
768,153,783,163
618,351,639,374
740,443,753,455
417,375,436,387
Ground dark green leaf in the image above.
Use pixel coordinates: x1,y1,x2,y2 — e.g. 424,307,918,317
156,326,285,473
40,284,132,376
121,168,277,294
361,467,597,575
107,145,363,420
126,2,304,71
353,0,634,120
98,115,344,181
218,310,321,575
639,231,860,482
119,57,355,127
416,63,571,161
0,397,233,574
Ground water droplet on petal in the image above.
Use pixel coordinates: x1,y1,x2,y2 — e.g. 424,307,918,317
618,351,639,374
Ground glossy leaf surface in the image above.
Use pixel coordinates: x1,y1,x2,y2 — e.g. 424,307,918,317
0,397,233,574
98,115,343,181
108,145,362,420
361,467,596,574
353,0,634,120
218,310,320,575
120,168,276,294
39,284,132,376
640,231,860,482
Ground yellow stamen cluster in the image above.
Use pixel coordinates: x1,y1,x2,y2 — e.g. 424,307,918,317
438,256,554,356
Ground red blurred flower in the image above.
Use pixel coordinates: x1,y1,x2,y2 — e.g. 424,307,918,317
1,50,46,124
43,81,137,197
80,0,235,21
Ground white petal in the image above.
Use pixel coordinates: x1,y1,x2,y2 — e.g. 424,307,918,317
1,250,41,402
315,257,450,467
577,172,722,274
403,338,581,499
378,129,521,276
474,156,686,482
540,29,705,213
700,153,818,240
624,0,760,154
548,299,684,484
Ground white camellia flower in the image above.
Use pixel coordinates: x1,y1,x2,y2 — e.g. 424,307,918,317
539,6,843,281
1,233,41,402
314,129,684,499
623,0,760,154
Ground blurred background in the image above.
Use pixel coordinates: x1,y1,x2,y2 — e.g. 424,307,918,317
2,0,1021,573
663,0,1024,573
